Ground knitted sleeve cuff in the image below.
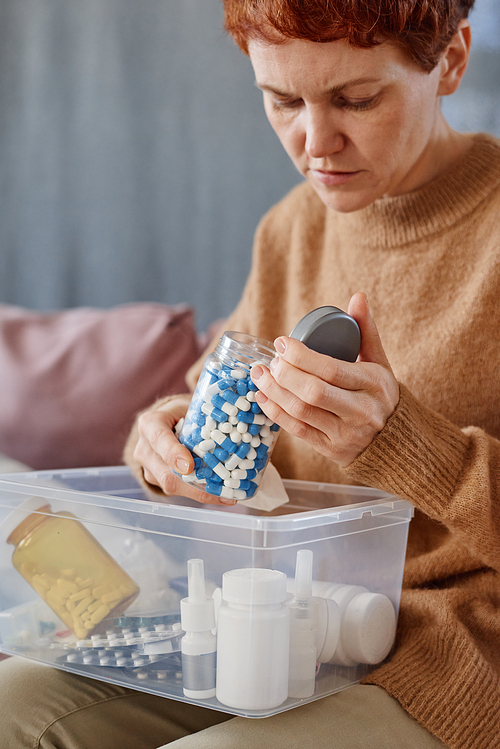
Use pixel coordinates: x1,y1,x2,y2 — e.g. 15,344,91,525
344,383,470,520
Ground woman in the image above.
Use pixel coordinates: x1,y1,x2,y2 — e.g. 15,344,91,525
2,1,499,747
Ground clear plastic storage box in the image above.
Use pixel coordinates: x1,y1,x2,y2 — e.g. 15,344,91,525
0,466,413,718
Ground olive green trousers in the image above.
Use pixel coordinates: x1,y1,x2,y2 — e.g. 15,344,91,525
0,656,446,749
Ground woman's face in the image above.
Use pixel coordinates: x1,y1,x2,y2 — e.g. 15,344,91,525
249,37,451,212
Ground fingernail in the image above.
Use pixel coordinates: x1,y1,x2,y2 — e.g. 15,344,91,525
270,356,279,372
220,498,237,506
175,458,190,474
255,391,268,404
274,337,286,354
252,365,264,380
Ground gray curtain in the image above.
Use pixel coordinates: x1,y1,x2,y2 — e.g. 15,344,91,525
0,0,499,331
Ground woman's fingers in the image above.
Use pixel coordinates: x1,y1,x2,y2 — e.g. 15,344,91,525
250,293,400,467
133,400,237,505
136,404,194,476
348,292,393,370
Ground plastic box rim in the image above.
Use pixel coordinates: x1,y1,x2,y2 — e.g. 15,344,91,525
0,466,414,532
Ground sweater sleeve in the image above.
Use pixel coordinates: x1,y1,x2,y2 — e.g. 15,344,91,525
345,383,500,570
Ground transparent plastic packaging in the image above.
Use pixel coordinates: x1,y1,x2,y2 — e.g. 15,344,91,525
5,501,139,638
177,332,280,500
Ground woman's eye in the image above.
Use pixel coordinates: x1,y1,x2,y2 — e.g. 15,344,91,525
271,98,302,110
337,96,378,112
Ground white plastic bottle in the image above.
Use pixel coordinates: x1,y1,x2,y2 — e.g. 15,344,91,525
180,559,216,699
216,568,290,711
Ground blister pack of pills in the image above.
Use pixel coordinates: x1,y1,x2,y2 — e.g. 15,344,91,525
60,615,183,669
126,653,183,684
61,648,173,669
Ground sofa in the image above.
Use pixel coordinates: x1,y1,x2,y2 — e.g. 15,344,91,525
0,302,218,473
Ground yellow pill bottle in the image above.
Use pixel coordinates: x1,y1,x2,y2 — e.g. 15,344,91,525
3,498,139,639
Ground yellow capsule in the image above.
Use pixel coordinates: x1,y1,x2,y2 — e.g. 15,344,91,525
32,574,50,591
83,620,95,630
78,578,94,589
66,599,75,613
58,578,79,595
21,562,37,576
72,614,85,630
92,584,111,599
81,610,92,622
87,600,103,614
90,604,110,624
69,588,91,602
101,589,123,606
74,595,94,617
33,582,48,597
47,589,66,608
61,568,77,579
75,628,88,639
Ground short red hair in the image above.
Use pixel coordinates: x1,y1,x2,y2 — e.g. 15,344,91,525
223,0,475,72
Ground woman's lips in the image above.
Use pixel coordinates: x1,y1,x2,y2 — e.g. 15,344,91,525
310,169,361,186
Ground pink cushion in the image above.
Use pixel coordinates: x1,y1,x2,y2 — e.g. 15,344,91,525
0,303,202,470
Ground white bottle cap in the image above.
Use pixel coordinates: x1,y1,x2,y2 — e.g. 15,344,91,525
341,592,397,665
222,568,287,605
180,559,216,633
294,549,313,599
0,497,51,545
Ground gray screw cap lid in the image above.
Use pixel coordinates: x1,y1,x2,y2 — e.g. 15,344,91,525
289,306,360,362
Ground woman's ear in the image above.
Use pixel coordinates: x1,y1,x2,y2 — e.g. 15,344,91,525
437,19,472,97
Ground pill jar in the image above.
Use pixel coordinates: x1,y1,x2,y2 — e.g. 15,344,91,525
177,331,280,500
1,498,140,639
216,568,290,710
312,582,396,666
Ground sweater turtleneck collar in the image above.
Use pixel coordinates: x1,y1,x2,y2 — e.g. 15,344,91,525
327,133,500,249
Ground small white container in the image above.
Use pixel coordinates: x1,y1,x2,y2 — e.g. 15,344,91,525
216,568,290,710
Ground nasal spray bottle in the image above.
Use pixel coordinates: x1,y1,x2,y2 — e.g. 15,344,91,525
180,559,216,699
287,549,319,698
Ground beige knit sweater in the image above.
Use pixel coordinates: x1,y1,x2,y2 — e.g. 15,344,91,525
125,133,500,748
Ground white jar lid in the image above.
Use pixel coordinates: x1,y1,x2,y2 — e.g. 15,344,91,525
222,568,287,605
0,496,51,545
342,592,397,665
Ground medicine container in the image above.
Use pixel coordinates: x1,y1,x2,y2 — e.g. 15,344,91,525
177,331,279,500
0,466,413,718
1,498,139,638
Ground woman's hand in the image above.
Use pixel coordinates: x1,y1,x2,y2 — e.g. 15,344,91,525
133,398,237,505
250,293,399,467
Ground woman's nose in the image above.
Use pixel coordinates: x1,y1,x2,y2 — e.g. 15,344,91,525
304,107,344,159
